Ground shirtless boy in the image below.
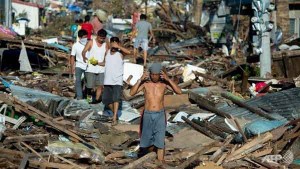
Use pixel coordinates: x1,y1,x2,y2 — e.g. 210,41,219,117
130,63,182,161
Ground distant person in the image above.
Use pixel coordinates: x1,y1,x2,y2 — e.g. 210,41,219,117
91,13,103,36
41,14,47,28
70,20,79,41
102,37,131,126
129,63,182,161
70,29,88,100
133,14,155,66
75,19,84,42
81,15,93,40
132,10,140,29
82,29,108,103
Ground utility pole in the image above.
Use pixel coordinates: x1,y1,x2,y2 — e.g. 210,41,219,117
194,0,203,25
5,0,12,28
260,12,272,77
251,0,275,77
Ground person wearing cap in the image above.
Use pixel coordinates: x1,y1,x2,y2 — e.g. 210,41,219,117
91,13,103,36
102,37,131,126
129,63,182,161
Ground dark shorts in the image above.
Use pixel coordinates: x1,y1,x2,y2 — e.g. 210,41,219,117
140,109,166,149
102,85,122,105
85,72,104,88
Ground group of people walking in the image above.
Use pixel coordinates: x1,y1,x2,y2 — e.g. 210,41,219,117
70,13,182,161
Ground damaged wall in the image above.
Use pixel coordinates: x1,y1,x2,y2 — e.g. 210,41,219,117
276,0,290,40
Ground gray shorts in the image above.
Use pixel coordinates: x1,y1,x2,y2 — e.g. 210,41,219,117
102,85,122,105
134,38,149,51
140,109,166,149
85,72,104,88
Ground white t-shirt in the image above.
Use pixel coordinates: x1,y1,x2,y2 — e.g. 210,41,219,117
86,39,106,73
71,41,87,70
104,50,123,86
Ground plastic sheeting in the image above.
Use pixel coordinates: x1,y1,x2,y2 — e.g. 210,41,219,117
46,141,105,163
9,84,140,123
244,120,286,137
102,101,140,122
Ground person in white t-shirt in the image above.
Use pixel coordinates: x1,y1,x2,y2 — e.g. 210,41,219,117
70,29,88,100
82,29,109,103
102,37,131,125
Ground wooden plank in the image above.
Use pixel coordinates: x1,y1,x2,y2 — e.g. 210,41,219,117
20,142,46,161
54,154,86,169
251,148,273,158
216,152,228,166
29,160,77,169
193,120,227,139
4,134,49,144
193,71,227,85
189,92,231,118
12,116,27,129
182,116,220,140
233,118,248,143
18,153,29,169
188,90,215,107
225,132,273,162
177,143,216,169
209,135,233,161
272,50,300,59
122,152,156,169
0,94,88,145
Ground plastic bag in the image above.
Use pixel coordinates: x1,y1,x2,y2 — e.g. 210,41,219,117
46,141,105,164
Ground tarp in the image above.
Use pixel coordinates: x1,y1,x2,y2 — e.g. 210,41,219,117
68,4,81,12
0,25,16,39
48,43,70,53
8,84,140,123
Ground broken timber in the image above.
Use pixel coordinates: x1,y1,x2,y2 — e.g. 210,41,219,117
3,134,49,144
225,132,273,162
182,116,220,140
177,143,215,169
193,71,227,85
121,152,156,169
0,93,87,144
189,92,231,118
192,120,227,139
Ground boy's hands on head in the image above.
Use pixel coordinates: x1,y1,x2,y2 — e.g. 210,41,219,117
160,70,170,82
110,42,119,49
141,71,149,81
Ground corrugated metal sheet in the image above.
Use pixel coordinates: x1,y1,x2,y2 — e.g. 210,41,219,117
211,88,300,127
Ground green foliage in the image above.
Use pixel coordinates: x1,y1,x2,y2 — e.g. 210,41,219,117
17,10,27,18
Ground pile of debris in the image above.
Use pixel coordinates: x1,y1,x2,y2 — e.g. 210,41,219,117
0,1,300,168
0,56,299,168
